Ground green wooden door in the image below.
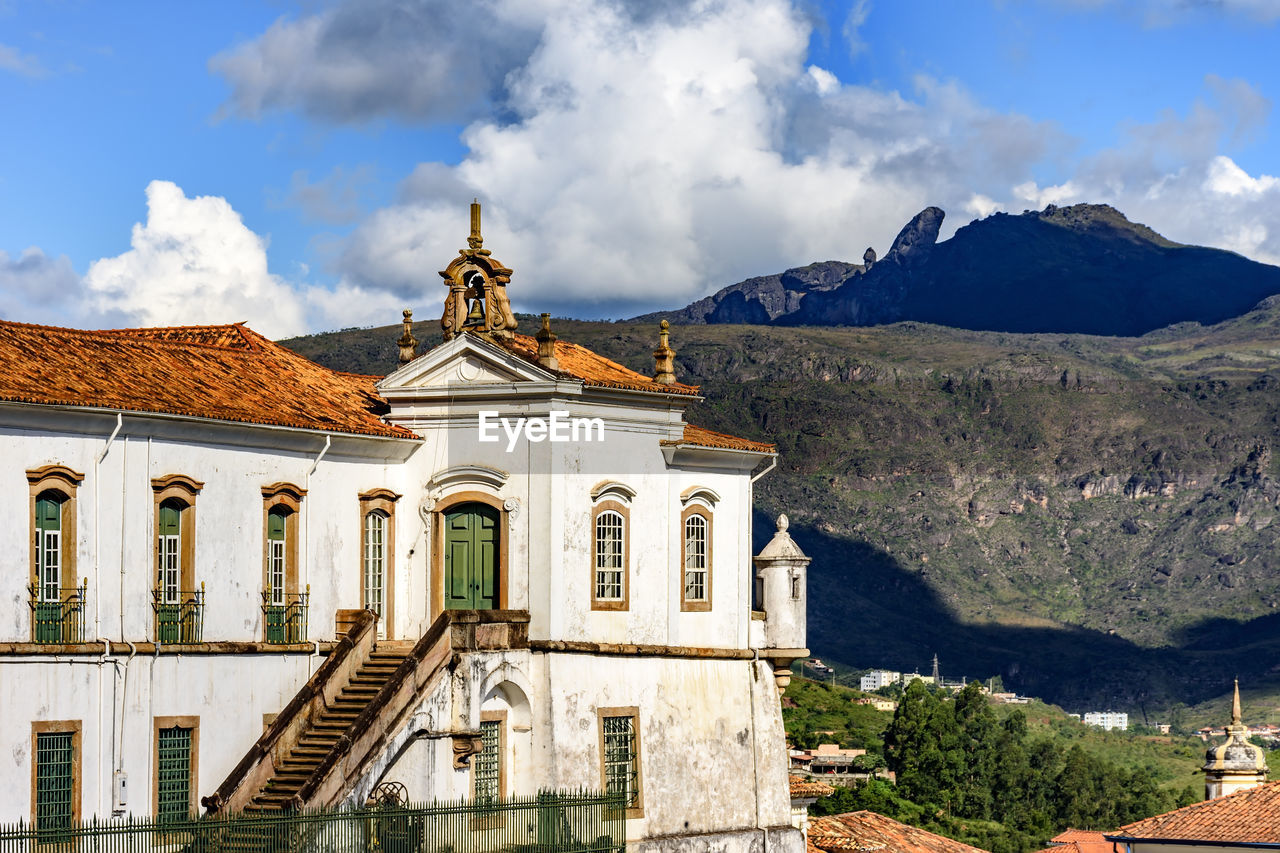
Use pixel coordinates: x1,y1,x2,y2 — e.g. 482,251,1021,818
444,504,499,610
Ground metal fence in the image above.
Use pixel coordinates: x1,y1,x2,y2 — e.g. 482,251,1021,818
154,586,205,644
27,582,87,644
262,591,308,645
0,791,624,853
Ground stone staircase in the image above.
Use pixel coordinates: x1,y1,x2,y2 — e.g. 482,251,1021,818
244,646,410,812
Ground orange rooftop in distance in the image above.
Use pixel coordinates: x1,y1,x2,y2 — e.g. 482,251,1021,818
808,811,990,853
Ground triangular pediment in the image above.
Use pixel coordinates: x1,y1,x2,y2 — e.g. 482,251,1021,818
378,334,555,393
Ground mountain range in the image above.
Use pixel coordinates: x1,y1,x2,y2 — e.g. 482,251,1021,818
634,204,1280,337
284,204,1280,724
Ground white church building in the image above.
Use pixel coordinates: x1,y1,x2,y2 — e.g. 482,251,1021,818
0,206,810,853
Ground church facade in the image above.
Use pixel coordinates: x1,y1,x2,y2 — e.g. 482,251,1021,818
0,206,809,853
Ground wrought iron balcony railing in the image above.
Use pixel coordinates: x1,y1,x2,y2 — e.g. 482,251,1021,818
152,584,205,644
27,580,87,644
261,587,309,644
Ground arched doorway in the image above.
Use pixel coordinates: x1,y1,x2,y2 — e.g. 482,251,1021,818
443,502,500,610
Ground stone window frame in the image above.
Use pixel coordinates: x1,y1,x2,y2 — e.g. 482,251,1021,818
590,500,630,612
679,503,713,612
151,475,203,609
30,719,82,827
27,465,84,600
358,489,400,638
596,706,643,819
261,483,306,631
152,715,200,823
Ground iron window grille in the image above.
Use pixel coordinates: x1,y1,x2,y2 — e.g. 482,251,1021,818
156,726,192,825
34,732,74,843
602,716,639,810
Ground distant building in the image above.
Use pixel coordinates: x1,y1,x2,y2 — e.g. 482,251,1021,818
1083,711,1129,731
852,696,897,712
860,670,900,692
990,692,1029,705
1033,828,1116,853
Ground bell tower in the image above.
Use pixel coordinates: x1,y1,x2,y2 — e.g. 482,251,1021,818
440,201,519,341
1203,680,1269,800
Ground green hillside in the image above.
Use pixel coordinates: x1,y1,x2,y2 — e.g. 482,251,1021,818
282,297,1280,716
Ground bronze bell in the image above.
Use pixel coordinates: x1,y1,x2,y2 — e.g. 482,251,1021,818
465,295,486,326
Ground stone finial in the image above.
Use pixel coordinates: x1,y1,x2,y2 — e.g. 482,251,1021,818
776,513,789,533
468,198,483,250
653,320,677,385
397,309,418,364
536,313,559,370
1233,679,1242,727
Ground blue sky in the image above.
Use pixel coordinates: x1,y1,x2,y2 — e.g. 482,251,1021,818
1,0,1278,337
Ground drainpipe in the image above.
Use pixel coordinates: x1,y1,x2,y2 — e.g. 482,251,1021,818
96,636,112,815
95,413,121,818
304,436,331,637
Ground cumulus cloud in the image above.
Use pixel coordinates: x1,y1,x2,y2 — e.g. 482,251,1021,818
227,0,1061,317
208,0,1280,323
271,165,376,225
84,181,309,338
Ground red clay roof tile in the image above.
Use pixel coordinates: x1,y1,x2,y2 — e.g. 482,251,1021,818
791,777,836,800
809,812,989,853
0,320,415,439
1110,781,1280,844
496,331,701,396
664,423,776,453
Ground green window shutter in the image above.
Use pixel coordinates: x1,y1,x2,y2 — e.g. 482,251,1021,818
156,726,192,825
158,503,181,604
35,731,74,841
35,496,61,602
267,510,287,604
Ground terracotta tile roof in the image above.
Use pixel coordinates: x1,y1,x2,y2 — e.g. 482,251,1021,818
809,811,989,853
791,777,836,800
495,331,701,396
1031,830,1117,853
663,423,776,453
1110,781,1280,844
0,320,415,439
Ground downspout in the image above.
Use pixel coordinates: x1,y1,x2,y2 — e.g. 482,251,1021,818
747,647,764,836
95,412,121,817
304,436,331,634
115,639,136,814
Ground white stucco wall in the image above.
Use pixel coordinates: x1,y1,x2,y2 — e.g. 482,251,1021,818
0,652,314,820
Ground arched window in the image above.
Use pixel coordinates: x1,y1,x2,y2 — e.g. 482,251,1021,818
364,510,387,621
359,489,399,637
592,502,629,610
682,511,710,610
27,464,84,644
34,492,63,604
262,483,306,643
266,507,289,606
157,500,183,604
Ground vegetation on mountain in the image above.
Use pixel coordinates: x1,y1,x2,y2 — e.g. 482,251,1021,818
283,293,1280,717
788,678,1199,853
637,204,1280,336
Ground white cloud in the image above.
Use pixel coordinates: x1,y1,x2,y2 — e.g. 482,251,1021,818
84,181,309,338
202,1,1280,325
0,42,45,77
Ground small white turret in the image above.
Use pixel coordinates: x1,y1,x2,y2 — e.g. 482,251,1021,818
753,514,810,689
